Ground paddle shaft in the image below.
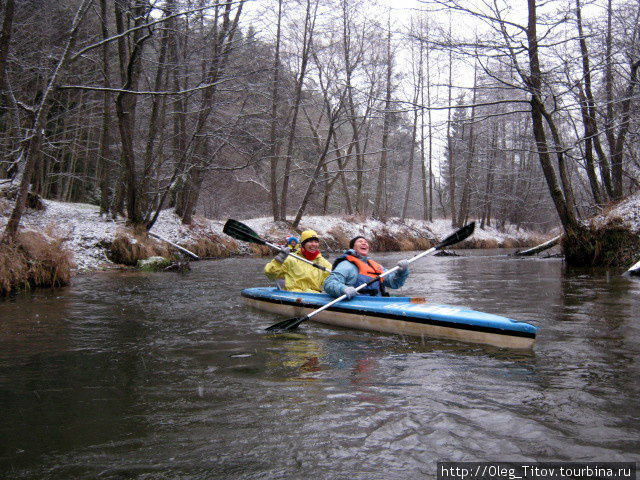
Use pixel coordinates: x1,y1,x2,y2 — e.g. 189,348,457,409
261,238,329,272
301,243,439,323
280,222,476,330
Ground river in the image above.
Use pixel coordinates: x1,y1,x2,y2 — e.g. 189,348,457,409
1,251,639,479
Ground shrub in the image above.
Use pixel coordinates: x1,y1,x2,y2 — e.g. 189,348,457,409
371,228,402,252
0,230,73,296
250,244,271,256
326,225,351,251
186,233,237,258
107,230,173,266
0,243,28,295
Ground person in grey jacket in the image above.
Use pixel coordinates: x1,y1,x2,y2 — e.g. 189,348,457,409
323,235,409,299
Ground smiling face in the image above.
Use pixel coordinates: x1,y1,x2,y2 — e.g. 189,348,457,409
302,238,320,253
352,237,369,257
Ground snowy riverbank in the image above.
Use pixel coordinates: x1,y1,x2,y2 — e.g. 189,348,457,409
0,199,563,273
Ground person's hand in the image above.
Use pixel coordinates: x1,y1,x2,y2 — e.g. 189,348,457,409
343,286,357,299
397,259,409,272
274,247,290,263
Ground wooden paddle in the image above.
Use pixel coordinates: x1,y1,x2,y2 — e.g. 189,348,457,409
265,221,476,332
223,219,329,272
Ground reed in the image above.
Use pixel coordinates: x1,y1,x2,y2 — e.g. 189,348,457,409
0,230,73,296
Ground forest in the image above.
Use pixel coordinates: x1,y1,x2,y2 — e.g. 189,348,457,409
0,0,638,262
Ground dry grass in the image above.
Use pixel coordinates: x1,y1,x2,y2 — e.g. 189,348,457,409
325,225,351,251
186,233,237,258
107,229,173,266
413,237,433,250
0,230,74,296
0,242,28,295
319,226,437,253
250,244,271,256
371,229,402,252
465,238,500,249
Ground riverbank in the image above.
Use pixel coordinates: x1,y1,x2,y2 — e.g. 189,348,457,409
2,192,640,295
1,199,554,275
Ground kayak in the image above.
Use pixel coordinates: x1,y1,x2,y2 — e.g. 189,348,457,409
241,287,538,349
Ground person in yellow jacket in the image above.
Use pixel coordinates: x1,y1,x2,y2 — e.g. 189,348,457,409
264,230,331,293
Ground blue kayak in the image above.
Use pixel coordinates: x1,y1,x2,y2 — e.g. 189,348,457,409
242,287,538,349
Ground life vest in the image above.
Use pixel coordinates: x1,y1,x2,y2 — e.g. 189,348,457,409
333,254,386,296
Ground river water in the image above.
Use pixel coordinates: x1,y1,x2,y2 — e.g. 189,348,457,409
1,251,639,479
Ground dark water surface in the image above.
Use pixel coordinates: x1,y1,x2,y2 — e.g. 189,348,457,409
1,252,639,479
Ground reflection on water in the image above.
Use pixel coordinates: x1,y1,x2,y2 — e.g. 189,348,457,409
1,253,639,479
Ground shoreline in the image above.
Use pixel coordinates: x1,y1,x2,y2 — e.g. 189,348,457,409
4,199,554,275
3,195,639,294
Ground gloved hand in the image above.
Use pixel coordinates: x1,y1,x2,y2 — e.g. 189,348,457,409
397,259,410,272
343,286,358,299
274,246,290,263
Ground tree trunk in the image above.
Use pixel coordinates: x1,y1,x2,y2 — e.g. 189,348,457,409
98,0,113,215
0,0,15,121
114,0,150,226
418,28,433,222
526,0,579,232
603,0,618,199
575,0,605,205
610,59,640,199
445,29,456,227
373,23,393,220
280,0,315,219
333,130,353,215
176,0,243,225
268,0,283,221
141,5,171,220
342,0,364,214
292,108,339,228
456,60,478,226
480,124,498,229
402,105,418,221
2,0,91,242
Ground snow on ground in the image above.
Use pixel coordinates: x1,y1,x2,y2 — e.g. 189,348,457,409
1,189,637,274
590,189,640,233
0,199,556,273
1,201,122,272
240,215,544,246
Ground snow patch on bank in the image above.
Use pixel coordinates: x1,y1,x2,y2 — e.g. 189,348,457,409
591,190,640,233
0,198,597,273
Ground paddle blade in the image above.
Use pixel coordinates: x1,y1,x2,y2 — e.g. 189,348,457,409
223,219,266,245
436,221,475,250
265,315,308,332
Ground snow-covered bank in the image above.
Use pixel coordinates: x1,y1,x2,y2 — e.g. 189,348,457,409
590,189,640,233
0,199,555,274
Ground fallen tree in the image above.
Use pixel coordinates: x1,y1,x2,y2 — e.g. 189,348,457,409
515,235,562,257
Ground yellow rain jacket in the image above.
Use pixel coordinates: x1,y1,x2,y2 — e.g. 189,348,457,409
264,253,331,293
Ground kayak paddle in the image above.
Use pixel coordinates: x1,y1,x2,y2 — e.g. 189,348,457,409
223,219,329,272
265,221,476,332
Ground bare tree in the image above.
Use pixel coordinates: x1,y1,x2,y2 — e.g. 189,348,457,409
0,0,15,121
267,0,283,221
2,0,93,242
279,0,318,220
373,18,393,219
